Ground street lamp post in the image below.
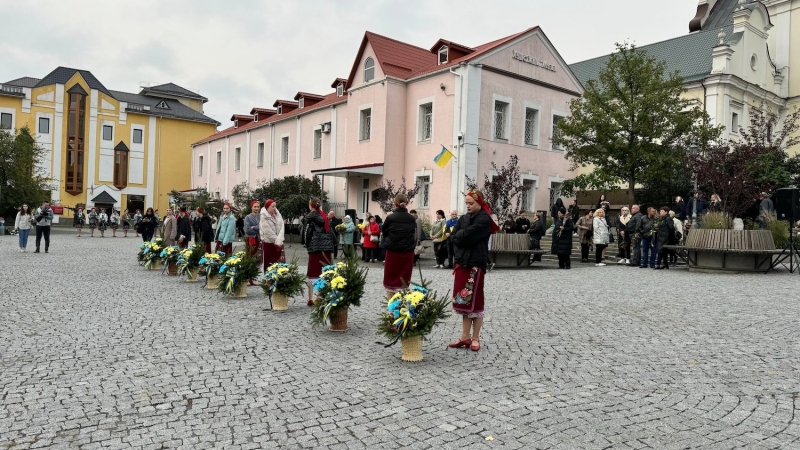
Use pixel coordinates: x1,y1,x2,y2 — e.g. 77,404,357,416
689,145,699,231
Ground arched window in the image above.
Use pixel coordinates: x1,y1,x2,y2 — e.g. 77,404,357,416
364,57,375,82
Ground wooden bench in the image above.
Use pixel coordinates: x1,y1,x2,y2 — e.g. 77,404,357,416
488,233,547,267
662,229,781,272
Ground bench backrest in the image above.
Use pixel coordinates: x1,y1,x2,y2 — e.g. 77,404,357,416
491,233,531,251
685,229,775,250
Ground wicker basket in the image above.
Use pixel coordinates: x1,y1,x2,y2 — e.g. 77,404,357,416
401,335,423,361
233,283,248,298
185,268,199,282
272,293,289,310
167,262,178,276
328,308,349,332
149,260,162,271
206,274,220,289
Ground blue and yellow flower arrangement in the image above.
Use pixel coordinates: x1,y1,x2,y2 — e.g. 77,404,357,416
217,250,260,296
310,255,368,328
177,243,205,279
261,260,306,298
378,278,450,346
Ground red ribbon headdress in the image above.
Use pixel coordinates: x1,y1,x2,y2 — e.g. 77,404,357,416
467,190,500,234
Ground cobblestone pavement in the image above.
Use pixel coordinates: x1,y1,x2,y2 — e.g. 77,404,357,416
2,230,800,449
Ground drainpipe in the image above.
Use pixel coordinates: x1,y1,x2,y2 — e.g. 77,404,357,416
450,63,465,210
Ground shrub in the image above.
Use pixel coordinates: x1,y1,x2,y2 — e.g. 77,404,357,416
762,213,790,248
699,211,731,230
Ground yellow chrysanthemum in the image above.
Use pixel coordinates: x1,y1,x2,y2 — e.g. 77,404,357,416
321,270,336,279
277,267,289,275
267,263,279,272
331,276,347,289
406,291,425,305
390,292,402,302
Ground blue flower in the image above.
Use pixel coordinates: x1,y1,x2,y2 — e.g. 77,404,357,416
410,285,429,294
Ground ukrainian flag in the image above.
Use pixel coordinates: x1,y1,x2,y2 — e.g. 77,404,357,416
433,145,453,168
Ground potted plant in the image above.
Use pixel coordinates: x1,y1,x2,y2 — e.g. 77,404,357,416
199,252,225,288
177,244,204,282
218,251,260,297
142,239,165,270
137,237,165,266
160,246,181,275
261,260,307,310
378,276,450,362
311,255,367,332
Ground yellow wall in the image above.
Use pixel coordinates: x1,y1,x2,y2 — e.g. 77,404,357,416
2,71,216,218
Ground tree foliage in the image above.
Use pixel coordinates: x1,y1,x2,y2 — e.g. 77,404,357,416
169,188,226,217
0,126,51,219
688,103,800,218
231,175,327,221
465,155,526,219
373,177,420,213
554,42,722,200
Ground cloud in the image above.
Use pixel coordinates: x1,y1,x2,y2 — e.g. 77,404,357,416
0,0,699,129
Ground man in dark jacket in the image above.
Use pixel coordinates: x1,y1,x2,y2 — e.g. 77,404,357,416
626,205,643,267
528,212,546,262
655,206,676,269
674,196,687,222
638,207,657,268
328,211,342,259
515,211,531,234
176,207,192,249
553,208,574,269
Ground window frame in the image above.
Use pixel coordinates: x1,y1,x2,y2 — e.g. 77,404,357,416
298,98,304,109
281,136,290,164
551,112,566,151
364,57,375,82
438,45,448,65
216,151,222,173
359,108,372,141
257,142,264,168
198,155,204,176
113,148,128,189
416,175,431,208
313,129,322,159
493,100,510,141
132,128,143,144
418,102,433,142
234,147,241,171
38,116,50,134
337,83,344,97
102,124,113,141
523,106,540,147
731,112,739,134
65,91,86,194
0,112,12,130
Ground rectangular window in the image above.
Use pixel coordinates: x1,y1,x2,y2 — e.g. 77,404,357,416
552,115,564,150
416,176,431,208
234,147,241,171
216,151,222,173
494,101,508,140
313,129,322,159
1,112,13,130
731,112,739,134
65,92,86,194
361,178,370,214
337,84,343,97
199,155,204,176
521,180,535,212
113,150,128,189
133,129,143,144
298,98,304,109
102,125,113,141
281,137,289,164
524,108,538,146
257,143,264,167
419,103,433,141
360,108,371,141
38,117,50,134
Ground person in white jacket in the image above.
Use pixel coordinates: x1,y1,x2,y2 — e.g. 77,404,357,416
14,204,33,252
259,199,285,271
669,210,684,265
592,208,610,267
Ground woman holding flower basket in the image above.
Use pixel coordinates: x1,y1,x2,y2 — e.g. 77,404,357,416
448,190,498,352
380,194,417,296
259,199,285,270
302,197,335,306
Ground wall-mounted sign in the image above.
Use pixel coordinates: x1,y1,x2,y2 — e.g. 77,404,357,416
512,50,556,72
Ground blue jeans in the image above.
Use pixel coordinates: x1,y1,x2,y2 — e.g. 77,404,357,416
640,236,657,267
18,228,30,249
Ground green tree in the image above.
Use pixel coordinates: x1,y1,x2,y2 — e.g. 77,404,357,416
231,175,327,221
0,126,51,219
554,42,722,200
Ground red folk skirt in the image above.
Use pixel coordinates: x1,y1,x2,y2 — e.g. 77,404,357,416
215,241,233,257
262,241,282,270
307,252,332,281
452,265,486,318
383,250,415,292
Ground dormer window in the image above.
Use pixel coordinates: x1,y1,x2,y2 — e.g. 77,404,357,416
364,57,375,82
298,98,304,109
156,100,169,109
438,45,448,65
277,105,282,115
337,83,344,97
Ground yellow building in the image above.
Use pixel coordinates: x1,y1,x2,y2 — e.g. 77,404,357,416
0,67,219,221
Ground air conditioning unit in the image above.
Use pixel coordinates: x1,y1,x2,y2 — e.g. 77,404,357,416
321,122,332,133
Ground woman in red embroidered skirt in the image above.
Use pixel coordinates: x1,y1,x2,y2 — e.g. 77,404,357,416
448,190,498,352
380,194,418,296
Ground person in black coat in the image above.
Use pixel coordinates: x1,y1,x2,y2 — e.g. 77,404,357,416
196,208,214,253
655,206,676,269
674,196,687,222
514,211,531,234
568,200,580,226
381,194,418,293
553,207,574,269
303,197,335,305
528,212,546,262
139,207,159,242
175,207,192,249
550,198,564,224
328,211,342,259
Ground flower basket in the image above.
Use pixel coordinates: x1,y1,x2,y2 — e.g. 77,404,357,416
378,268,450,358
272,292,289,310
310,255,368,330
401,335,423,361
233,283,248,298
167,262,178,276
137,238,165,264
177,244,204,281
261,260,307,310
329,308,349,332
218,251,260,296
198,251,225,285
159,246,180,274
148,259,162,271
206,273,220,289
185,268,200,282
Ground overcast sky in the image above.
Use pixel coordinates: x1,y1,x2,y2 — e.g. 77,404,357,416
2,0,699,129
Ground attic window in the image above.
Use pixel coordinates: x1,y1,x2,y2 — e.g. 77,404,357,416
438,45,448,65
277,105,282,115
364,57,375,82
156,100,169,109
337,83,343,97
299,98,304,109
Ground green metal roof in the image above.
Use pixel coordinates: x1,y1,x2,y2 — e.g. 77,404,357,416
569,25,734,88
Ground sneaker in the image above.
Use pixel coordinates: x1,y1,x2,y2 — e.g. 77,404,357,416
617,259,626,264
596,263,606,267
433,264,441,268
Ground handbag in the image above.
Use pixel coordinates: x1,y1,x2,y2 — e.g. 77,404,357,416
370,235,379,243
414,245,423,255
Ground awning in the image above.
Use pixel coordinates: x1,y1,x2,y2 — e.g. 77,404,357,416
91,191,117,203
310,163,383,178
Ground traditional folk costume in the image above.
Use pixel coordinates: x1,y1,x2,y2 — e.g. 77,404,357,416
88,210,98,229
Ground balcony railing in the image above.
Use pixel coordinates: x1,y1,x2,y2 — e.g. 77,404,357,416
0,85,25,96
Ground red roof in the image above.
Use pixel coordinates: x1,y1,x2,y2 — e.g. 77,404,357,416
230,114,254,121
293,92,326,101
193,92,346,146
429,39,475,54
250,107,276,115
330,78,347,89
272,99,298,108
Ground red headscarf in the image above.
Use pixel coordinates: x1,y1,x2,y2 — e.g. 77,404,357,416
313,202,330,233
467,190,500,234
263,199,274,210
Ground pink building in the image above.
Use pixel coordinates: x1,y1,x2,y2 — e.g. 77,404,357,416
192,27,583,218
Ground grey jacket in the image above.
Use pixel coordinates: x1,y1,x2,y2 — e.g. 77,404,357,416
35,207,54,227
15,212,33,230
